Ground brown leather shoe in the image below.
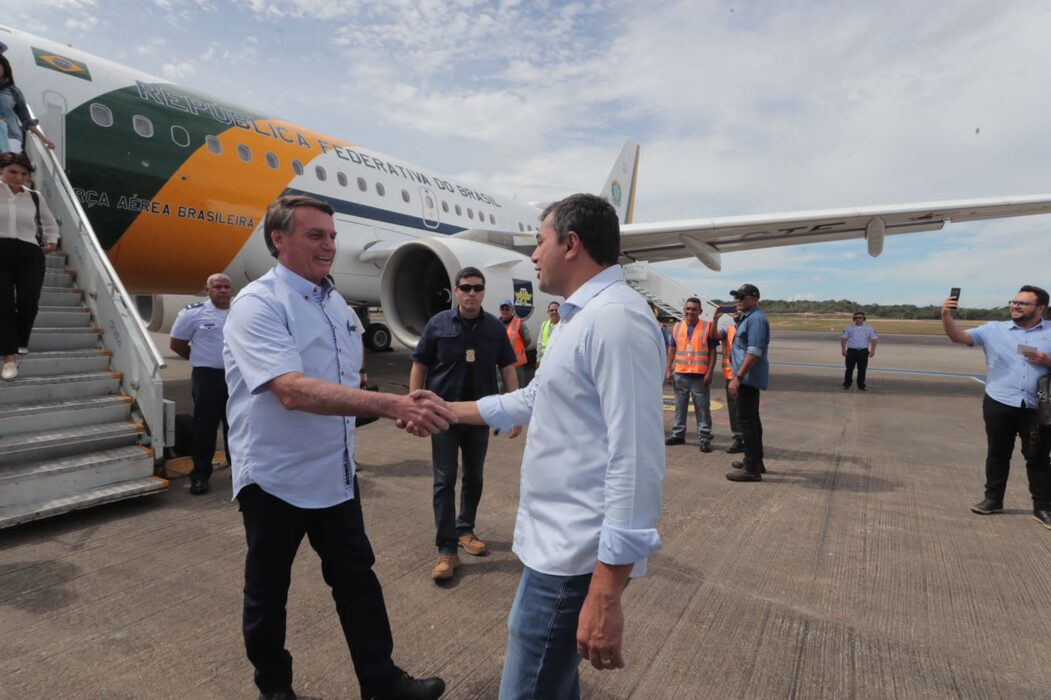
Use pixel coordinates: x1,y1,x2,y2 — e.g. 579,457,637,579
431,554,460,581
458,534,489,556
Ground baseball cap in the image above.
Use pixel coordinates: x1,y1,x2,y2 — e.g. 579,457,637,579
729,283,760,299
500,299,514,308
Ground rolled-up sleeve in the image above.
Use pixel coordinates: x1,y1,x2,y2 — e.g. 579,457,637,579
224,294,304,394
588,304,664,575
746,316,769,357
477,380,537,433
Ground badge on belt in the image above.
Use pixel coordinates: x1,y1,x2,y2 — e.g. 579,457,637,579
465,348,476,363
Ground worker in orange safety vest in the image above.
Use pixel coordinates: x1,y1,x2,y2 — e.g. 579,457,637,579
499,299,530,388
665,296,717,452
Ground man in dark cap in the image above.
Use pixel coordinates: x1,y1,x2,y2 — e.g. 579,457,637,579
713,284,770,482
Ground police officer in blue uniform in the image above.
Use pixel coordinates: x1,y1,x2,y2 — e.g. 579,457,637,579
170,273,233,495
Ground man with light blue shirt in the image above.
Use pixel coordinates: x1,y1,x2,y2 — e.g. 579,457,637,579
714,283,770,482
941,285,1051,529
840,311,878,391
444,194,665,699
223,195,453,700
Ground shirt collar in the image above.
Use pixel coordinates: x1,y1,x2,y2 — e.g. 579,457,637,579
559,266,624,322
1010,318,1048,331
274,263,336,299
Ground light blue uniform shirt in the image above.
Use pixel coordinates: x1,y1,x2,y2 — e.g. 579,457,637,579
968,319,1051,409
223,264,364,508
170,300,229,369
478,266,665,577
841,323,878,350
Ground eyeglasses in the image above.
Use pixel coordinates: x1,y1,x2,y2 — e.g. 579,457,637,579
1009,300,1038,307
456,284,485,293
548,308,559,314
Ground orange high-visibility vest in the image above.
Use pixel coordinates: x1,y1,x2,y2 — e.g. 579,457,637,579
506,316,527,367
672,319,712,375
721,325,736,380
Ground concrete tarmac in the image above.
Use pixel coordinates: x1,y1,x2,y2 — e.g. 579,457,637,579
3,332,1050,699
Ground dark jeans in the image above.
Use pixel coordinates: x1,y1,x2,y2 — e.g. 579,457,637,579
982,394,1051,510
843,348,870,388
725,384,742,438
432,425,489,553
737,384,764,470
0,238,45,356
190,366,229,481
238,483,401,697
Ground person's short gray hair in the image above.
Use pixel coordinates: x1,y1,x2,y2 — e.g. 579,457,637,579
206,273,231,288
263,195,334,258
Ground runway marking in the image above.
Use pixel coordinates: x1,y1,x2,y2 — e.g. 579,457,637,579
771,360,986,382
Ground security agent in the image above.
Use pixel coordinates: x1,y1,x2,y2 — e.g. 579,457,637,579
840,311,878,390
170,273,233,495
941,285,1051,529
223,195,453,700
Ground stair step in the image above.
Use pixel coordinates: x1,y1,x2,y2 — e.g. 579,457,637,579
35,308,93,328
43,269,75,288
14,349,110,377
0,420,144,466
0,475,168,529
39,287,83,306
0,445,154,508
0,394,130,435
0,370,121,405
25,326,100,351
45,252,67,270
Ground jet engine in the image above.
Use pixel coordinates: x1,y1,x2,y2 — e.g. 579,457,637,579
379,237,551,349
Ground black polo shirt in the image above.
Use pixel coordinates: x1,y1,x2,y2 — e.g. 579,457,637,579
412,308,517,401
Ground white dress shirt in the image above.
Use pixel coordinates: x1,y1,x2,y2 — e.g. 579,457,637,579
0,182,59,245
170,300,229,369
223,264,364,508
478,265,666,577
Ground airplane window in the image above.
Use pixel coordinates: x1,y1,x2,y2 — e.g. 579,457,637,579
337,172,348,187
316,165,327,181
401,189,410,203
205,135,222,155
265,152,279,169
441,201,449,213
455,204,462,216
292,159,303,175
89,103,113,128
170,125,190,147
357,177,367,191
237,144,252,163
376,183,386,196
467,208,474,219
490,214,496,225
518,223,524,232
132,115,154,138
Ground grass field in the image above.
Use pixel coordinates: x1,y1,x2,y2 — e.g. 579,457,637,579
765,315,985,334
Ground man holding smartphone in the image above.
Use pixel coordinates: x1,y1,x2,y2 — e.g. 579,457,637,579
941,285,1051,529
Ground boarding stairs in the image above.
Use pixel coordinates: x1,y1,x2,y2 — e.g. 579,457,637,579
622,260,720,322
0,135,170,528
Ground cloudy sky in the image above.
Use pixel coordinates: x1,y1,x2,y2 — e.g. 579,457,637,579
7,0,1051,306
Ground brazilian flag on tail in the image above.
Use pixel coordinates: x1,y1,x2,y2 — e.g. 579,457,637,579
32,47,91,81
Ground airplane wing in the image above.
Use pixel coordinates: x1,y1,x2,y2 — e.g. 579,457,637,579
618,195,1051,271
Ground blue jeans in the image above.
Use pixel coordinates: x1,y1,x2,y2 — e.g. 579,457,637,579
500,567,592,700
671,372,713,440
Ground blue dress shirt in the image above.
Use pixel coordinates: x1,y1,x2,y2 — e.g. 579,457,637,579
223,264,364,508
968,319,1051,408
731,307,770,390
478,266,666,577
841,323,878,350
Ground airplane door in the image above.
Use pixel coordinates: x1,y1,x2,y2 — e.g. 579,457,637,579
40,91,67,166
419,187,440,229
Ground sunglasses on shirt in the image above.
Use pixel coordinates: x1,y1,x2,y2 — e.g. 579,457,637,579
456,284,485,293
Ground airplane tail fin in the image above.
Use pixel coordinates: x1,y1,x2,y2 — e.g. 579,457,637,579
601,140,640,224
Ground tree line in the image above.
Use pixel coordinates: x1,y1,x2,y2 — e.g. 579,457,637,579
712,298,1011,321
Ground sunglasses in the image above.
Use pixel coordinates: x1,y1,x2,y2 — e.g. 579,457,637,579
456,284,485,293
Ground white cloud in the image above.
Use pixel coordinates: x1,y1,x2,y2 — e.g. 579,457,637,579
162,60,195,79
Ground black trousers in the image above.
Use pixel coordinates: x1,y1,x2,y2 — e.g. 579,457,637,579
982,394,1051,510
737,384,764,470
432,424,489,553
843,348,870,388
190,367,229,481
0,238,45,356
237,483,402,697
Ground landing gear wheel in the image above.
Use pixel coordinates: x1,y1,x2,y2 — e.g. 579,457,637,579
364,322,392,352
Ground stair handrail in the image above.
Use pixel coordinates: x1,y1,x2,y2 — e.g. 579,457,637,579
24,123,166,376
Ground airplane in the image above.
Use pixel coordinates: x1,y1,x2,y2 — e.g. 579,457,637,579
7,23,1051,352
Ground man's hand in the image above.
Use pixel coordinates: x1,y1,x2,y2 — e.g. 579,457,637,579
665,370,673,385
941,298,959,316
41,243,57,255
702,371,713,388
396,390,456,436
1023,350,1050,367
507,424,523,439
868,350,875,359
842,349,848,357
577,562,632,671
728,376,740,399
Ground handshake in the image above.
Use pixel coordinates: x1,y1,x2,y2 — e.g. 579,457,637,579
393,390,459,437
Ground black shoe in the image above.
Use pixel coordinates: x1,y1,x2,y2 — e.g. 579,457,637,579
189,479,209,495
699,440,713,453
842,385,850,390
1032,510,1051,530
858,386,867,391
725,438,744,454
368,671,446,700
726,469,762,482
259,689,296,700
969,499,1003,515
731,460,766,473
665,436,685,446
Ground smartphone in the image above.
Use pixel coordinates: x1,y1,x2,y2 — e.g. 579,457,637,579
949,287,961,301
716,304,736,314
